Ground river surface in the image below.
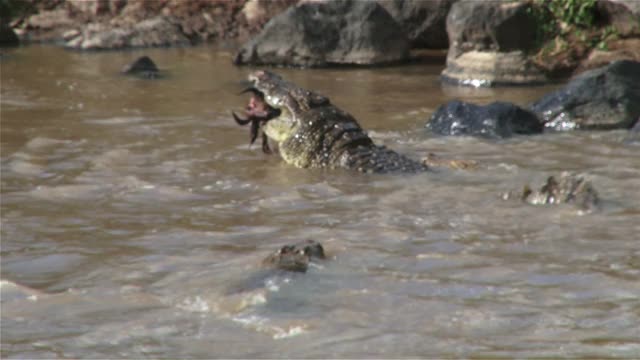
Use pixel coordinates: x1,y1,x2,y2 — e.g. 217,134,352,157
1,45,639,358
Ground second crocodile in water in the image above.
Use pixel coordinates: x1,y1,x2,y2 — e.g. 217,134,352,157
232,70,428,173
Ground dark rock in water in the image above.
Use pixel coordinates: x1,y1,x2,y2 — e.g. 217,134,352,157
234,0,409,67
530,60,640,131
441,0,547,86
504,172,600,212
426,100,543,138
121,56,160,78
263,240,325,273
377,0,457,49
0,23,19,47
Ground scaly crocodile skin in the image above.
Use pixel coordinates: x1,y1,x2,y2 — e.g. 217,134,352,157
244,70,428,173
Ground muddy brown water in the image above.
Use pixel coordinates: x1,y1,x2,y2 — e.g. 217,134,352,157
1,45,639,358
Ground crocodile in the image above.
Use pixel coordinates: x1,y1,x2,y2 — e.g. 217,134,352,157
232,70,428,173
262,239,326,273
226,240,326,295
503,172,600,211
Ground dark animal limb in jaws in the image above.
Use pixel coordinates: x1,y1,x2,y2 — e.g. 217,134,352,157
231,88,280,154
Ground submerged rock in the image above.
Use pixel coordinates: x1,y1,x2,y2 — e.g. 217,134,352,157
504,172,600,212
426,100,542,138
530,60,640,131
121,55,160,78
234,0,409,67
442,0,547,86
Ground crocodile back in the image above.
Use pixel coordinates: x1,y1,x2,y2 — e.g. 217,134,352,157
278,104,427,173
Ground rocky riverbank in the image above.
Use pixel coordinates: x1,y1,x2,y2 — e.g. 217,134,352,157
3,0,296,48
3,0,639,81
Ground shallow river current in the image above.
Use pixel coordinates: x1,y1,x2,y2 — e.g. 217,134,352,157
2,46,639,358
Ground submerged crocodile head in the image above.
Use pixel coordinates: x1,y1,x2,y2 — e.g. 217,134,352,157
262,240,326,273
236,70,427,173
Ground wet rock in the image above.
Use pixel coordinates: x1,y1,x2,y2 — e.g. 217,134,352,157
0,22,19,46
442,0,547,86
234,0,409,67
64,16,191,50
443,50,548,87
504,172,600,212
530,60,640,131
426,100,543,138
263,240,325,273
377,0,457,49
121,55,160,78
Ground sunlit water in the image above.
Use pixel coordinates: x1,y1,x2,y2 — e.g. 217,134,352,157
1,45,639,358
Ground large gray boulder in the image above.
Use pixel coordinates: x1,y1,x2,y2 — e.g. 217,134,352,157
596,0,640,36
377,0,457,49
530,60,640,131
234,0,409,67
442,0,547,86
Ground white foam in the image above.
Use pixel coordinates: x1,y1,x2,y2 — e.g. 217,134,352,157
177,296,210,313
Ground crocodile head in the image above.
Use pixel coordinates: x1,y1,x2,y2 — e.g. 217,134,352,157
262,240,326,273
241,70,370,168
246,70,329,141
237,71,426,173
